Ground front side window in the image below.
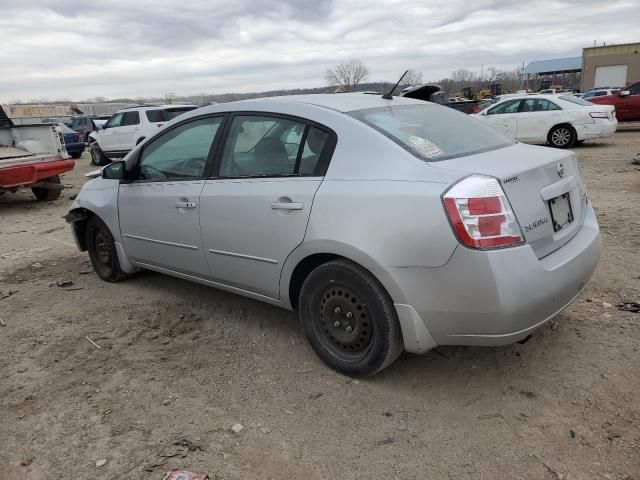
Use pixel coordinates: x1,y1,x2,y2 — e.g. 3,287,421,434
122,111,140,126
629,84,640,95
219,116,307,177
487,100,521,115
137,117,222,181
105,112,124,129
349,104,513,162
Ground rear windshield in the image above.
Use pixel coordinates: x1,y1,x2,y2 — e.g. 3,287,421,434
559,95,593,106
348,104,513,162
146,107,197,122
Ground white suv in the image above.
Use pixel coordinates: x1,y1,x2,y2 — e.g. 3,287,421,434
89,104,197,165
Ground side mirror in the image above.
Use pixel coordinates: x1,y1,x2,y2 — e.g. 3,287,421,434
102,161,126,180
619,90,630,97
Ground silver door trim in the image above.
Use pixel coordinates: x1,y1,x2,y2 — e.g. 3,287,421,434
208,248,278,265
123,233,199,251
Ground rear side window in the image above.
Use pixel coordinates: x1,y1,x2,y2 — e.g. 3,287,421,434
165,107,197,120
219,116,305,177
122,111,140,126
349,104,513,162
146,110,165,122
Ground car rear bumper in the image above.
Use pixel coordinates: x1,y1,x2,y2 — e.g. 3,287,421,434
388,203,601,353
577,120,617,139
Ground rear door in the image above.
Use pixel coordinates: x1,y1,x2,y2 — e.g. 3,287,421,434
516,98,564,142
118,115,224,276
117,111,141,151
482,100,520,138
199,114,335,297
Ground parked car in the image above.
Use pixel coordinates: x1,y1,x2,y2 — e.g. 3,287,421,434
400,85,484,114
474,94,617,148
56,123,85,158
581,89,619,99
67,94,601,375
1,106,74,201
586,81,640,121
88,104,198,166
69,114,111,143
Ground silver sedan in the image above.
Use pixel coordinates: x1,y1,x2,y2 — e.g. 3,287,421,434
67,93,601,375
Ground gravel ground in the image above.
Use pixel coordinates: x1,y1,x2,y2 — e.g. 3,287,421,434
1,128,639,480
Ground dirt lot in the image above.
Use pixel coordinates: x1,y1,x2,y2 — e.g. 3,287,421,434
1,128,639,480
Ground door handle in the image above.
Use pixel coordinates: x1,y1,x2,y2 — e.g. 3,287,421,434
175,201,196,209
271,201,303,210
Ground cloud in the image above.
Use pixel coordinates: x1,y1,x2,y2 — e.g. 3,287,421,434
0,0,637,101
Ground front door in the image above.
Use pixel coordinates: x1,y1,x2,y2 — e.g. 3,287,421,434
99,112,124,152
483,99,520,139
200,115,334,297
117,111,142,151
118,116,223,276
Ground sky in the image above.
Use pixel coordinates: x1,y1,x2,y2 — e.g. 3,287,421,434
0,0,638,102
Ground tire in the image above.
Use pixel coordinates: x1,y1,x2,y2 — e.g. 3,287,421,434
299,259,403,376
86,216,130,282
90,144,109,166
71,151,82,159
31,175,61,201
548,125,576,148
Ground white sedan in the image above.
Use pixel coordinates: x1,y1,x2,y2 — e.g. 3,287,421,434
474,94,617,148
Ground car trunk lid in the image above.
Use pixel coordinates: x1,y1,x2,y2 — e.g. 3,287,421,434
431,143,588,258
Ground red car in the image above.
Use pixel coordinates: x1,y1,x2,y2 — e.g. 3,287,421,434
587,81,640,121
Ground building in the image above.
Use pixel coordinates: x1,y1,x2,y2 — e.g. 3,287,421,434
521,57,582,91
581,42,640,91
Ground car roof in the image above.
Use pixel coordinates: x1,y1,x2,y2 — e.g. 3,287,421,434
118,104,197,112
197,93,425,115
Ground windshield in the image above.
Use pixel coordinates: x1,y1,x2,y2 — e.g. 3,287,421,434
348,104,513,162
559,95,594,106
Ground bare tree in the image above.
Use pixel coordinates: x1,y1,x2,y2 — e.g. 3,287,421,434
401,69,423,87
485,66,504,87
451,68,476,84
325,59,370,92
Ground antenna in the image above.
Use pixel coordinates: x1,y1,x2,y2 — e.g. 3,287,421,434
382,70,408,100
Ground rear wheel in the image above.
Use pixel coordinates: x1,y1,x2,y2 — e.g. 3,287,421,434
90,144,109,166
31,175,61,201
548,125,576,148
86,216,130,282
299,259,403,376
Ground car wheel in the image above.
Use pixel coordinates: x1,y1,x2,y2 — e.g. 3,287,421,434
299,259,403,376
90,144,109,166
31,175,61,201
86,216,130,282
548,125,576,148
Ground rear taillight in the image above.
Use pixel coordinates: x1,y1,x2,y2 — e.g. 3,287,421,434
443,175,524,249
589,112,609,119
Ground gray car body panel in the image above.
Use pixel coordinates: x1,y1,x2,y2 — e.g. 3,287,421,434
69,93,601,355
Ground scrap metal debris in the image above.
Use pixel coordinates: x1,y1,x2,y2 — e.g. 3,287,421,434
617,301,640,313
163,470,209,480
85,336,102,349
0,288,18,300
